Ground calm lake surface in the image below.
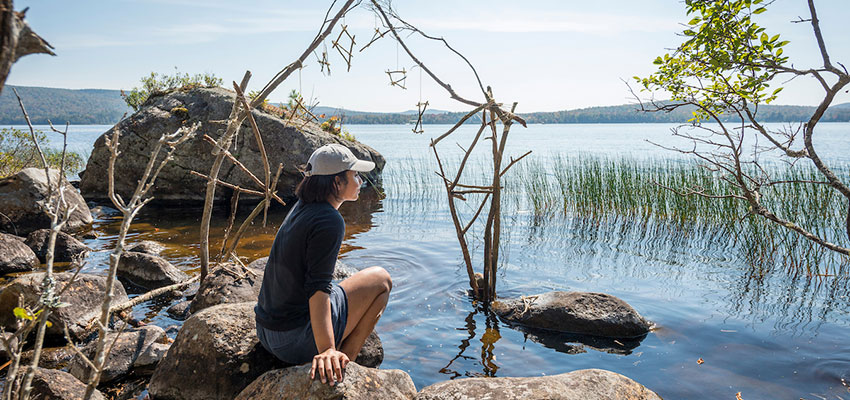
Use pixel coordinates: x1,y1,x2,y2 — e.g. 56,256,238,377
10,122,850,398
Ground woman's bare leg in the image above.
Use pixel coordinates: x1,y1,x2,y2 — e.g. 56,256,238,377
338,266,391,359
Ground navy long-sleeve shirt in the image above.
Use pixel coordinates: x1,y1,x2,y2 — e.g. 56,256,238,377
255,200,344,331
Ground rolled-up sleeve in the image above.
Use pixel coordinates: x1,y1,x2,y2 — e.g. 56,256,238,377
303,215,344,297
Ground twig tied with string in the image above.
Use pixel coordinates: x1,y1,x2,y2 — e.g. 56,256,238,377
360,27,389,52
385,68,406,89
413,100,428,134
331,25,356,72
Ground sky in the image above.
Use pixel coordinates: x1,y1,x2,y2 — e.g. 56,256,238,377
9,0,850,113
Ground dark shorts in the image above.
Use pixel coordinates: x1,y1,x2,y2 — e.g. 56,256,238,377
256,283,348,365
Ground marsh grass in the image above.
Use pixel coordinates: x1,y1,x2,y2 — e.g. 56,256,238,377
385,153,849,274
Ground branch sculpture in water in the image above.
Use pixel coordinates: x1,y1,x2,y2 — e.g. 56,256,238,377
370,0,528,303
637,0,850,257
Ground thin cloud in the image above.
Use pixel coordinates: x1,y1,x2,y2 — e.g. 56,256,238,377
408,11,678,35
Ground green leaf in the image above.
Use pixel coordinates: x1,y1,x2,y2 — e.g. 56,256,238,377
753,7,766,14
653,56,664,65
688,17,701,25
13,307,32,321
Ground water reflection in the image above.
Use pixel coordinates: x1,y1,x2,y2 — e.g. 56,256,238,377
439,302,502,379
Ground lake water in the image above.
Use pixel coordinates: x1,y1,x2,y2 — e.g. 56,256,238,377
7,122,850,398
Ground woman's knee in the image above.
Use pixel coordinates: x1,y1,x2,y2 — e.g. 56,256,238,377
363,266,392,293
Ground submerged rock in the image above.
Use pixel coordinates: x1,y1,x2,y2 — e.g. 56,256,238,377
0,167,92,235
117,251,188,290
0,232,38,274
417,368,661,400
493,291,652,338
20,345,75,370
79,87,385,205
0,272,129,341
24,228,90,264
166,299,191,320
126,239,166,256
68,325,168,383
189,261,264,314
26,368,106,400
235,362,416,400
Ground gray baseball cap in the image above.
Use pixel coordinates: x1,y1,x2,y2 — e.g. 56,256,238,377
304,143,375,176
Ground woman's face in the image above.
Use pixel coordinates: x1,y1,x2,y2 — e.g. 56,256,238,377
336,170,363,202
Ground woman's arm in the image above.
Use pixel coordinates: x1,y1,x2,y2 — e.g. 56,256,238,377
309,291,349,385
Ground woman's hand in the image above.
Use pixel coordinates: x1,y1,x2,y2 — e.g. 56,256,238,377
310,348,350,386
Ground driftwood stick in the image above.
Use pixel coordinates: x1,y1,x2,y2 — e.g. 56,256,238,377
108,275,201,315
188,171,266,197
201,134,286,206
430,101,491,147
233,83,273,225
218,187,241,262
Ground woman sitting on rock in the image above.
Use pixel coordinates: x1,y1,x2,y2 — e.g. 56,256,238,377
255,144,392,386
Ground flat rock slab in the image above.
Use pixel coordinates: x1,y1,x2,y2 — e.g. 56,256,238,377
25,367,106,400
416,368,662,400
493,291,651,338
25,228,90,264
117,251,188,290
0,272,128,341
0,232,38,275
0,167,92,235
68,325,168,383
236,362,416,400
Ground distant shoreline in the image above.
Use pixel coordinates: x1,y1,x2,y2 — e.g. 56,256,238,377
2,85,849,125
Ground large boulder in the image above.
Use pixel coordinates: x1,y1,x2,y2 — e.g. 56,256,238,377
235,362,416,400
117,251,188,290
68,325,169,383
0,272,129,341
189,261,264,314
79,87,385,205
24,368,106,400
0,167,92,235
24,228,90,264
416,369,661,400
0,232,38,274
149,301,383,400
493,291,652,338
147,302,287,400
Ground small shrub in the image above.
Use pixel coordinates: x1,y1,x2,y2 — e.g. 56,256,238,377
0,128,85,178
319,115,355,141
122,68,223,111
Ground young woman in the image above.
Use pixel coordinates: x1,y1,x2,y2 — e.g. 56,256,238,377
255,144,392,386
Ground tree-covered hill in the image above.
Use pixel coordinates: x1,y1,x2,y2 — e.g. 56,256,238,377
0,85,131,124
1,85,848,125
